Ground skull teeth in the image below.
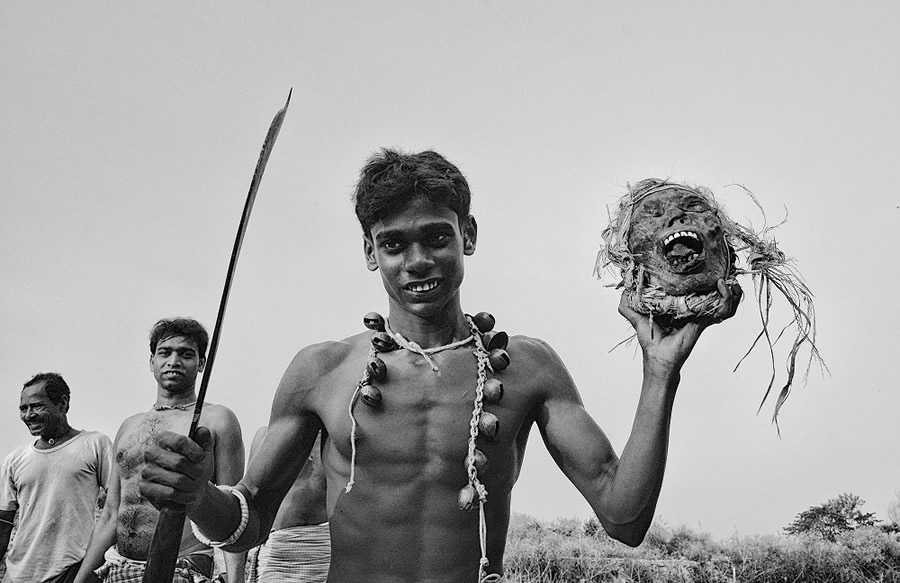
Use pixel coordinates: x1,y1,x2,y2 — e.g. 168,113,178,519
663,231,700,247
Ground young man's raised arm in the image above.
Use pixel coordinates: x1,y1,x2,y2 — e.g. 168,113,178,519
539,281,739,546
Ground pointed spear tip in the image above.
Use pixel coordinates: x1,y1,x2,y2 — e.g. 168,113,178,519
284,88,293,109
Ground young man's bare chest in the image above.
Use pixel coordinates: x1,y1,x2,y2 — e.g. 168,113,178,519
117,410,193,480
317,340,534,491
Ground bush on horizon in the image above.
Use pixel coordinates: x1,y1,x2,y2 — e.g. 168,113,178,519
503,513,900,583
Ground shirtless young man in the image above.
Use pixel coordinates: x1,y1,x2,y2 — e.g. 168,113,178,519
245,428,328,583
74,318,246,583
138,149,741,582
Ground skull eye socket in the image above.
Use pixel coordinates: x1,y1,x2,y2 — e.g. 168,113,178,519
637,201,664,218
685,201,709,213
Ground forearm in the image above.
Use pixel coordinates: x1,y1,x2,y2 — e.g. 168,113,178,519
73,509,117,583
189,482,265,554
601,367,679,542
0,528,11,562
224,549,247,583
0,511,14,561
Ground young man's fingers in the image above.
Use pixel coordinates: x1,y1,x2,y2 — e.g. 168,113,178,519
713,279,743,322
727,281,743,316
617,292,643,328
138,476,195,507
143,446,208,483
193,426,213,454
153,428,211,463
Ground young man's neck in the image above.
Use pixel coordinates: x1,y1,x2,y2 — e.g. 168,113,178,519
154,387,199,410
386,305,471,350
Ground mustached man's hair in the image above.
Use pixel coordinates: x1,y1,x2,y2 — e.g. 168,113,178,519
23,372,70,406
149,318,209,359
353,148,471,235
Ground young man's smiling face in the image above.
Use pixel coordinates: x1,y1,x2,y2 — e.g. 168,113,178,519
364,197,476,320
150,335,206,393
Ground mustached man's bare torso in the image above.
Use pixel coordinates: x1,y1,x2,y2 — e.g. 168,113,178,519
115,405,235,559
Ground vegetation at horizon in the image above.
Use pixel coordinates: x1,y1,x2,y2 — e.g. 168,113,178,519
503,493,900,582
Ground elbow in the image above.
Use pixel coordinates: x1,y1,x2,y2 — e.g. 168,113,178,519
603,521,648,548
613,529,646,548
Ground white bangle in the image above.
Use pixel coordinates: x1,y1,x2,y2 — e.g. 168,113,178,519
190,484,249,548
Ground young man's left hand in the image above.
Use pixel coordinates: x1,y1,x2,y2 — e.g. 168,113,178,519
619,279,743,374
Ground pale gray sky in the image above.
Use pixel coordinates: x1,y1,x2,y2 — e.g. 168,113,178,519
2,2,898,539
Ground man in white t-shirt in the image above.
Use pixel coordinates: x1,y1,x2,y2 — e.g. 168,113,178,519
0,373,113,583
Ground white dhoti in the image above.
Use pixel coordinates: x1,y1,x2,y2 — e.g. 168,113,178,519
248,523,330,583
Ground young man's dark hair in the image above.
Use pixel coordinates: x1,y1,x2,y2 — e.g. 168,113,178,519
353,148,471,234
22,372,70,406
149,318,210,359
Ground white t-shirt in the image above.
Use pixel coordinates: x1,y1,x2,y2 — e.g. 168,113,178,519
1,430,113,582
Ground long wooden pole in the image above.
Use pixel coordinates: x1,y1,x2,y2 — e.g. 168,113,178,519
142,90,292,583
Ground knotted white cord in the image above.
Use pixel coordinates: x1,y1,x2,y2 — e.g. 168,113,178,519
345,345,377,493
385,319,474,373
465,316,496,583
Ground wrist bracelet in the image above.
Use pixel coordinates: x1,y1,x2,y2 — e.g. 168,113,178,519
190,484,249,548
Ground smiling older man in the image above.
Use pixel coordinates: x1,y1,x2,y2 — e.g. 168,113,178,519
1,373,113,583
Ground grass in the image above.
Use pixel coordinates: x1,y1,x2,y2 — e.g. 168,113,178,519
503,514,900,582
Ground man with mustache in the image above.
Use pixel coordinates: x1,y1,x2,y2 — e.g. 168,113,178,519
74,318,246,583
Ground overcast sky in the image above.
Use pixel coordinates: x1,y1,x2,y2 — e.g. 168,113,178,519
2,2,898,539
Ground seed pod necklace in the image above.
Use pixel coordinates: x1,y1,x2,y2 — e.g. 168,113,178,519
347,311,510,582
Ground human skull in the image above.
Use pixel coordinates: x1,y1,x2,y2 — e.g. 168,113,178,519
627,185,733,295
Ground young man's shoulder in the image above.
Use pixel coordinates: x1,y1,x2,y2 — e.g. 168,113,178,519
504,333,579,397
200,402,241,431
288,332,371,374
507,333,566,365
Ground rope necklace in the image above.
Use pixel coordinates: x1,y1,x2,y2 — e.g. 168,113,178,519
152,400,197,411
347,311,510,583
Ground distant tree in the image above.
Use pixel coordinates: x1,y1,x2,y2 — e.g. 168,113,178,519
887,490,900,526
784,493,877,542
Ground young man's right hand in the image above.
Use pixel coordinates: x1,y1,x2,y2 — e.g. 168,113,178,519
139,426,215,512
